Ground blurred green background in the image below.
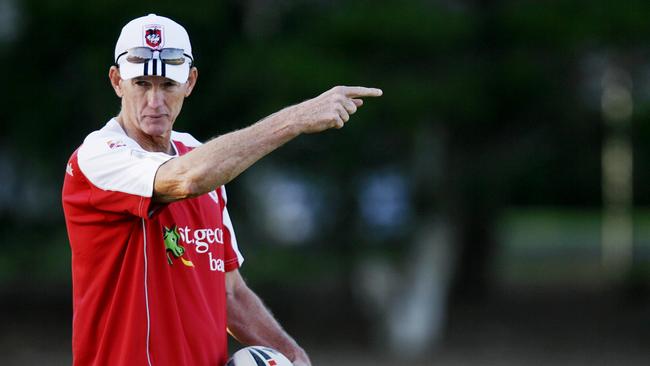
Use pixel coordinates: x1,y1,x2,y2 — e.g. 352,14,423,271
2,0,650,364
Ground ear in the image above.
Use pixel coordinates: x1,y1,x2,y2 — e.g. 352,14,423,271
184,67,198,97
109,66,124,98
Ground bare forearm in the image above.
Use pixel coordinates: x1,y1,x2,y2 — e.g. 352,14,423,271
154,108,299,202
227,283,308,363
195,111,298,185
154,85,382,203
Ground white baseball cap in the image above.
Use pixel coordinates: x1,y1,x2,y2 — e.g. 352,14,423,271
114,14,193,83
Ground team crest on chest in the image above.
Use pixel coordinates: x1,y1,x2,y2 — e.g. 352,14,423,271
143,24,164,49
163,225,194,268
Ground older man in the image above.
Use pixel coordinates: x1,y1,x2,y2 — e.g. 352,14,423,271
62,13,381,366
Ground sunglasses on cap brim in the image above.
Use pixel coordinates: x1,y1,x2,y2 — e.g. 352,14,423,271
115,47,193,66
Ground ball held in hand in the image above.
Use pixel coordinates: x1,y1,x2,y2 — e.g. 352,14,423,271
226,346,293,366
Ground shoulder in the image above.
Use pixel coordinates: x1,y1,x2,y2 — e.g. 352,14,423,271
75,119,174,194
78,119,139,162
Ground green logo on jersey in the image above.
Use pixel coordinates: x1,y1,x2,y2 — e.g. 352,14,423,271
163,226,194,268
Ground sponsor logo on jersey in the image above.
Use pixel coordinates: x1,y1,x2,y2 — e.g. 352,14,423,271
106,139,126,149
144,24,163,49
162,224,226,272
66,163,74,176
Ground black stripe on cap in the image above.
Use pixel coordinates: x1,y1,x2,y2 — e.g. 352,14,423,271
161,61,166,77
152,59,158,75
143,61,149,76
248,349,266,366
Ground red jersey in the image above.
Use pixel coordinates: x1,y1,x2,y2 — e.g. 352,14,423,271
62,119,244,366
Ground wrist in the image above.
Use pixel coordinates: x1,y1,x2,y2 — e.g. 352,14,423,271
272,104,304,137
279,105,304,138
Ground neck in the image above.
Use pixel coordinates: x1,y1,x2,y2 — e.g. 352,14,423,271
115,115,174,154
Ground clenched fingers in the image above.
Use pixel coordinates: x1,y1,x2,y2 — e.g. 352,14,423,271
334,115,345,128
337,105,350,123
342,99,358,114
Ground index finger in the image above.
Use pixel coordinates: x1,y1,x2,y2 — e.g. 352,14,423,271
342,86,383,98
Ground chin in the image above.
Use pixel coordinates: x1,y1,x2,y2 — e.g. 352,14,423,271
141,118,172,137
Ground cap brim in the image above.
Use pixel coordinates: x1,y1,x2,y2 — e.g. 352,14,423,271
118,59,190,84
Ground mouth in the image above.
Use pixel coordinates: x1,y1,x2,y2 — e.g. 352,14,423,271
143,114,168,120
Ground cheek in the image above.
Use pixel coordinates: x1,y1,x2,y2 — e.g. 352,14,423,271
168,93,187,115
122,90,144,111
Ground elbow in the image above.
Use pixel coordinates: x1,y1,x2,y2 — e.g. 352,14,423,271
155,162,209,202
178,175,204,199
154,177,202,203
156,163,234,202
178,169,231,198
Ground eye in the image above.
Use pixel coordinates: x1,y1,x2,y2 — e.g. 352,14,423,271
132,78,151,88
163,81,179,89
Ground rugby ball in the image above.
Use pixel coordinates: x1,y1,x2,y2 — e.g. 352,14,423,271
226,346,293,366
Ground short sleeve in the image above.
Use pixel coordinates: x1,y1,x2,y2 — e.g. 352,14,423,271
220,186,244,270
76,130,174,218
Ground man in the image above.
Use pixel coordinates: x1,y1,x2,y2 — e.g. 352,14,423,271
61,13,381,366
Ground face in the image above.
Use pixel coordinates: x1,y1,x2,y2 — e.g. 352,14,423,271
109,67,197,139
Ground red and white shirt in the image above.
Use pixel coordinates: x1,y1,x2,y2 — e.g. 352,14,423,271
62,119,244,366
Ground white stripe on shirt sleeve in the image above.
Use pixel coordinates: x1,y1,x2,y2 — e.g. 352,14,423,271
221,186,244,266
78,121,174,197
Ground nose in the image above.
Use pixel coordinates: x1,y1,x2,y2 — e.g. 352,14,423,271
147,87,165,109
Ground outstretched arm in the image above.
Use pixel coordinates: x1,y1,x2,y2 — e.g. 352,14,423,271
226,270,311,366
153,86,382,203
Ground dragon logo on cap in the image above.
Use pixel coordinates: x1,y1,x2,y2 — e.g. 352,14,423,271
144,24,163,49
